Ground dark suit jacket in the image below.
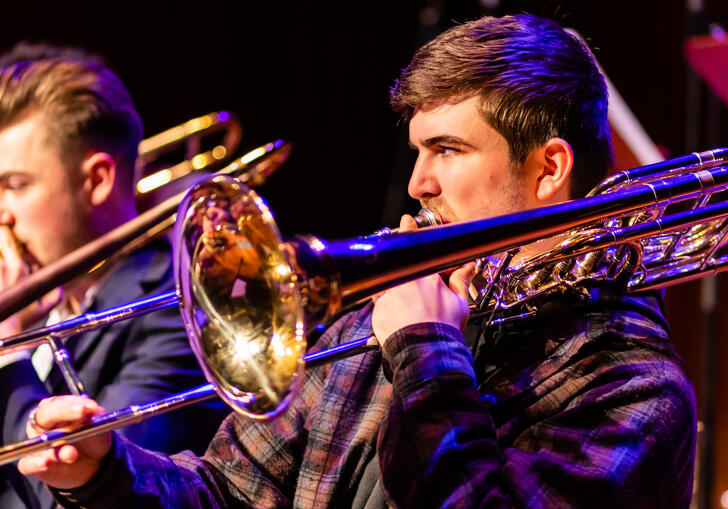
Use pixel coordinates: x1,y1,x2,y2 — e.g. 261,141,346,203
0,239,229,508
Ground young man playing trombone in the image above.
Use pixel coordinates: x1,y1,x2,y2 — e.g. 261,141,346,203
18,15,696,508
0,47,228,508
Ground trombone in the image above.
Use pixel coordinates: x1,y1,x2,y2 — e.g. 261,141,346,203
1,148,728,464
0,111,289,400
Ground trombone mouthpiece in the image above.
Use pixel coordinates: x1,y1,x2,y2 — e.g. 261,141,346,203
412,208,441,229
367,208,441,239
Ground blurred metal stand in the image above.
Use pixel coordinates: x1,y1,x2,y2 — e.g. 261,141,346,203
684,1,725,507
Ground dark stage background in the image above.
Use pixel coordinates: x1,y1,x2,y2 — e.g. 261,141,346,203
2,1,728,507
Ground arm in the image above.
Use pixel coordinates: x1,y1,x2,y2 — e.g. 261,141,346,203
370,215,695,507
377,322,697,508
19,305,372,508
0,359,56,509
0,307,223,451
19,378,311,508
0,225,64,508
0,221,61,445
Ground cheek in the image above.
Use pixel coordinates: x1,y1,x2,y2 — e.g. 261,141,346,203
7,190,47,234
444,165,497,218
445,165,524,222
18,190,85,262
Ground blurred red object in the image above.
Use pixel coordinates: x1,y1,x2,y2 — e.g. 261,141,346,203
685,34,728,107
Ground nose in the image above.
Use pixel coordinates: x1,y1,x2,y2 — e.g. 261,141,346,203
407,154,441,200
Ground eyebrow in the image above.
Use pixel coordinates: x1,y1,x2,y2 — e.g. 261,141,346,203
409,135,477,150
0,170,24,179
0,170,31,184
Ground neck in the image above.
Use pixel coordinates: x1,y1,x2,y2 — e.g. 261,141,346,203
61,226,125,315
89,197,138,239
61,268,107,315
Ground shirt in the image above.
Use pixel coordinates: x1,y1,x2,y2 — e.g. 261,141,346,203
378,288,696,508
0,265,119,380
32,266,119,382
54,288,696,508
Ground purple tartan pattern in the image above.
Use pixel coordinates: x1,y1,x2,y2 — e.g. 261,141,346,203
57,294,696,508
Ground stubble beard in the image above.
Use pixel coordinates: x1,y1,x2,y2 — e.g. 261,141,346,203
422,172,527,225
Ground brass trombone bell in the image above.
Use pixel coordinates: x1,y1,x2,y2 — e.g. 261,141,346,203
175,176,306,418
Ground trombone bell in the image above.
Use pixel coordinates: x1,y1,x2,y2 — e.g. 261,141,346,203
174,176,306,419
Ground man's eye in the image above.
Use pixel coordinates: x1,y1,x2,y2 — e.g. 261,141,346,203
438,145,460,155
3,177,29,191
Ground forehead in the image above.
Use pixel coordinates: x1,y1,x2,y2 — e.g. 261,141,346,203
0,110,62,171
408,96,502,146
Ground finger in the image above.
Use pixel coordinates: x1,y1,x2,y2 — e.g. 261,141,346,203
370,287,388,303
0,225,22,267
17,444,80,478
448,262,478,298
20,245,42,272
17,451,53,475
34,396,103,431
399,214,417,231
38,286,63,315
57,444,80,464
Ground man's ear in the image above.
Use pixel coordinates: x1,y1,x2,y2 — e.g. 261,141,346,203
530,138,574,202
80,152,116,206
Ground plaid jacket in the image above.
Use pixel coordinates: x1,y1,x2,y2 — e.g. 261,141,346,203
56,289,696,508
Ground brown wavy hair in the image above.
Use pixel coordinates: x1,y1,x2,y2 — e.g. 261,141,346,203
390,15,613,198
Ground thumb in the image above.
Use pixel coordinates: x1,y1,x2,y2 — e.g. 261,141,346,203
448,262,477,299
399,214,417,232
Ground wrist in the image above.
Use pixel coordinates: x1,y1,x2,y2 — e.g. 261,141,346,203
381,322,476,389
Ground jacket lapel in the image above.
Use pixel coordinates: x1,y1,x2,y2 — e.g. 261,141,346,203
45,240,173,394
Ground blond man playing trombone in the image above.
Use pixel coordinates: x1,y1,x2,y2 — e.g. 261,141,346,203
0,45,228,509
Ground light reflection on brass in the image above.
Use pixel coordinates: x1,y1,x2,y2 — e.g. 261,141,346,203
136,111,243,195
176,176,305,419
